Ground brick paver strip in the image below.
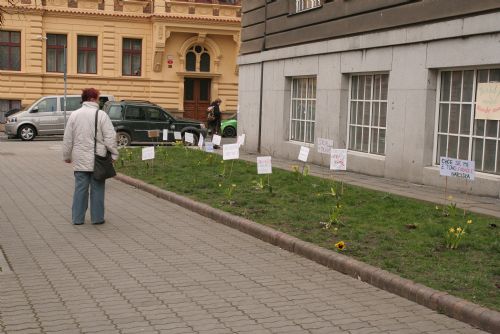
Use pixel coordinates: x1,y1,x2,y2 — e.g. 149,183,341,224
116,172,500,333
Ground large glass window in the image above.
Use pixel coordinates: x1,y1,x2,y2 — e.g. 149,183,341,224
122,38,142,76
436,69,500,175
295,0,322,13
290,77,316,144
77,35,97,74
348,74,388,155
46,34,67,73
0,30,21,71
185,44,210,72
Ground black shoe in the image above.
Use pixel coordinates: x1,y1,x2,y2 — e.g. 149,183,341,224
93,220,105,225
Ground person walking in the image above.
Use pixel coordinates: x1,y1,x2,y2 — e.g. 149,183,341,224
208,98,222,136
63,88,118,225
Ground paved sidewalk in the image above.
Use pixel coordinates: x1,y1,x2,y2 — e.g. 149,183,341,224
0,140,489,334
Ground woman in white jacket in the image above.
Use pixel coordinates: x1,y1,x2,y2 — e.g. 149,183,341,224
63,88,119,225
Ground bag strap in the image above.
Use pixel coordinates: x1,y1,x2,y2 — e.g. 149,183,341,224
94,108,99,154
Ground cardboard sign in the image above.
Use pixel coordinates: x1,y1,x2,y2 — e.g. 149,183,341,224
198,134,204,149
440,157,475,180
330,149,347,171
257,156,272,174
148,130,160,138
162,129,168,141
223,143,239,160
237,134,246,147
475,82,500,120
298,146,309,162
142,146,155,160
317,138,334,154
212,134,222,146
205,142,214,153
174,131,182,140
184,132,194,144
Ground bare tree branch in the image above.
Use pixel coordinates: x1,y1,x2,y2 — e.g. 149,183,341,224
1,0,30,26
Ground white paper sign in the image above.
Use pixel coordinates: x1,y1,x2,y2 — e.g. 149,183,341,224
162,129,168,141
198,134,204,149
223,143,240,160
475,82,500,120
212,134,222,146
330,149,347,170
205,142,214,152
142,146,155,161
237,134,246,147
298,146,310,162
317,138,334,154
184,132,194,144
174,131,182,140
440,157,475,180
257,156,272,174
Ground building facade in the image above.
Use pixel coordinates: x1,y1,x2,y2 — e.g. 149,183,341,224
0,0,241,122
238,0,500,197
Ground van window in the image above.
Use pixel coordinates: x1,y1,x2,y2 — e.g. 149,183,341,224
61,97,81,111
124,106,145,120
34,98,57,112
108,105,123,120
146,107,166,121
99,96,109,109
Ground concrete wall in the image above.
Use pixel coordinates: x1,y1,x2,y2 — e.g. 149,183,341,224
237,12,500,198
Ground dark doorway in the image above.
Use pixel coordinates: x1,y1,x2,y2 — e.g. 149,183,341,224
183,78,211,121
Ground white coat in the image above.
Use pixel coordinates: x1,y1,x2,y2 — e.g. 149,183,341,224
63,101,119,172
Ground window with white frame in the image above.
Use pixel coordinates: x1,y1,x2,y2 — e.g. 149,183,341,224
296,0,322,13
348,74,388,155
435,69,500,175
290,77,316,144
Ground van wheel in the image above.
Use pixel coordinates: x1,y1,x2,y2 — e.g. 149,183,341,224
117,132,131,147
18,125,36,141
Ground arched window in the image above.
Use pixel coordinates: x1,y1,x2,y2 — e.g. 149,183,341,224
185,44,210,72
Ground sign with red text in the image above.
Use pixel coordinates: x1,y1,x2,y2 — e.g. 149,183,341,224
330,149,347,171
440,157,475,180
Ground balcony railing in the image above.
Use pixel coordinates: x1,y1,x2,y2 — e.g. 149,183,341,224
296,0,321,13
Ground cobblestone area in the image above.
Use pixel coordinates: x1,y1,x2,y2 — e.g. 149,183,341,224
0,140,487,333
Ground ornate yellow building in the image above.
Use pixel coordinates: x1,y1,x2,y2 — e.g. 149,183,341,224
0,0,241,121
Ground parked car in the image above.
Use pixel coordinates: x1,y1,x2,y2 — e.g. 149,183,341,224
103,100,207,146
221,114,237,137
5,95,114,141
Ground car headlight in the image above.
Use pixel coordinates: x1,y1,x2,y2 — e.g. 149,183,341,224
8,117,17,123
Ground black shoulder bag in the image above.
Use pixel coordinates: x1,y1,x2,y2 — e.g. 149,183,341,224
93,109,116,181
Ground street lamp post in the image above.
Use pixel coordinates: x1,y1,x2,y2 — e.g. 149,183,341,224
63,44,67,129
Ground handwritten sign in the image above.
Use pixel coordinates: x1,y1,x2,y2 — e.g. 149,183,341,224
184,132,194,144
330,149,347,171
142,146,155,161
223,143,239,160
475,82,500,120
257,156,272,174
205,142,214,153
237,134,246,147
212,134,222,146
317,138,334,154
298,146,309,162
174,131,182,140
162,129,168,141
440,157,475,180
198,134,204,149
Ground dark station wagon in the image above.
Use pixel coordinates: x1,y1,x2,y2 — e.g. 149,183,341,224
104,100,207,146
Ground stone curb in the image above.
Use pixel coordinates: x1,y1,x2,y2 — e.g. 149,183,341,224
114,173,500,334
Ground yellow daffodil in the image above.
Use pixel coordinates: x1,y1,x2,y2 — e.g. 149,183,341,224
457,227,463,233
449,227,455,233
467,219,473,225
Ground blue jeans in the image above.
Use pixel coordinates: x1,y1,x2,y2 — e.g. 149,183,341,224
72,172,105,225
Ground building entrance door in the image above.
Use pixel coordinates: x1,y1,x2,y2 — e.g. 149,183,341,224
183,78,211,121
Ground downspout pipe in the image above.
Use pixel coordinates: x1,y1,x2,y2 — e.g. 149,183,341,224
257,0,268,154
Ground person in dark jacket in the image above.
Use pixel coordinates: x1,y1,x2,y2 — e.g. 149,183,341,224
208,98,222,136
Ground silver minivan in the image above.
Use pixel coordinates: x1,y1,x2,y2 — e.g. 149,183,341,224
5,95,114,141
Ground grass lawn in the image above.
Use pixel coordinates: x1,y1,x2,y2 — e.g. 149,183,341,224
116,146,500,311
